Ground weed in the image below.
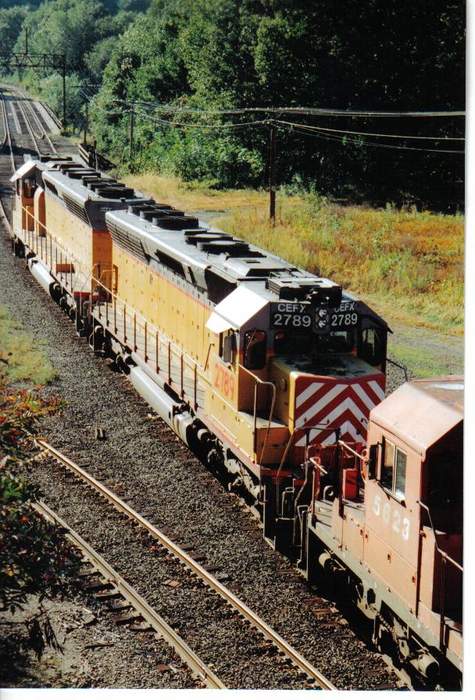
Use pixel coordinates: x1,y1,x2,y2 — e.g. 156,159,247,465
0,306,55,385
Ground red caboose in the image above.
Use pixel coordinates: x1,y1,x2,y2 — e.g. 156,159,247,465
306,376,463,686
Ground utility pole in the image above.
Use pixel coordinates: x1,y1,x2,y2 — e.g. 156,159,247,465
25,28,29,54
83,100,88,144
268,121,277,224
129,108,135,162
61,57,67,129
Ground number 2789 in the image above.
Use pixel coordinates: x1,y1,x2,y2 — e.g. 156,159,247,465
273,313,312,328
331,312,358,327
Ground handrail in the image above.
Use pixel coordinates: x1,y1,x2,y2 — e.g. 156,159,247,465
238,363,276,463
418,500,463,572
91,275,205,388
337,439,365,461
386,356,409,381
418,499,463,649
20,206,91,290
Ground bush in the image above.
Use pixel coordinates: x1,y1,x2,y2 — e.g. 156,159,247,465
0,380,80,657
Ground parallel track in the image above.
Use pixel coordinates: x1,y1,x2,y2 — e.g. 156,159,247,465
16,88,58,156
34,500,225,689
35,439,337,690
0,89,14,231
0,85,59,227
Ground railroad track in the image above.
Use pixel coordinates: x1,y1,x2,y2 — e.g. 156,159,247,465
14,87,58,156
0,89,14,231
0,85,59,228
34,500,225,689
34,439,336,690
0,85,58,168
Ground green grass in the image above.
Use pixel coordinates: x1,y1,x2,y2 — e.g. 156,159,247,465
0,305,56,385
125,174,464,336
388,343,453,378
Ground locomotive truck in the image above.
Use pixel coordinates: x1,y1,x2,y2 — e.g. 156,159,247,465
10,156,462,687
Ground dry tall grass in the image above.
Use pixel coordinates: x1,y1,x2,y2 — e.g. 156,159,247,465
0,306,56,384
124,174,464,334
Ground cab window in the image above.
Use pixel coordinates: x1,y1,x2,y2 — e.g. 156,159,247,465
219,331,236,364
381,438,406,500
23,178,36,198
243,330,267,370
314,329,355,354
359,327,386,367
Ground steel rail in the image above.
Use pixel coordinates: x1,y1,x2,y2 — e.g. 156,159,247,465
0,88,16,173
33,500,225,689
35,438,336,689
0,89,15,233
14,96,42,155
20,90,58,154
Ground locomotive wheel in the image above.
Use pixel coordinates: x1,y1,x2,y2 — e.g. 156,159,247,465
90,325,105,354
13,239,25,258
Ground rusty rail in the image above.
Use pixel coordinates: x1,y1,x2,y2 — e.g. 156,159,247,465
34,500,225,688
35,439,336,690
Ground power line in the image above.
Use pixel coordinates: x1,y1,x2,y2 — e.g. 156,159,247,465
133,107,267,130
132,108,465,153
274,118,465,142
275,122,465,154
86,98,464,154
108,97,465,119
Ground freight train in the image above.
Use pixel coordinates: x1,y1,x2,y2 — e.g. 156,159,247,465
9,155,463,687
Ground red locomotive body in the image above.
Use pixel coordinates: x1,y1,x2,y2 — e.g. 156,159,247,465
306,376,463,686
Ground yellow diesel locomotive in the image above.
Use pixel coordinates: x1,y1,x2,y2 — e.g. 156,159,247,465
11,156,388,550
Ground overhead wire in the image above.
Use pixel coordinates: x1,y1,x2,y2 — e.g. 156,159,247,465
107,97,465,119
83,93,465,154
273,118,465,142
133,106,267,130
274,122,465,154
133,107,465,153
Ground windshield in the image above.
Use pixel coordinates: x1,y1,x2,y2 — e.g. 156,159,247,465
274,329,355,357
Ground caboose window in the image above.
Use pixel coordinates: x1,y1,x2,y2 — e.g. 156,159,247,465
395,449,407,499
381,438,407,500
381,439,394,490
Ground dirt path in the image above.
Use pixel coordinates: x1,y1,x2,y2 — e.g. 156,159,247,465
387,320,463,381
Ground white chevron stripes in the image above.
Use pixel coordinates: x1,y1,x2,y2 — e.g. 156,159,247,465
293,373,385,448
369,379,385,401
352,382,377,408
295,381,324,408
295,384,346,428
295,397,369,446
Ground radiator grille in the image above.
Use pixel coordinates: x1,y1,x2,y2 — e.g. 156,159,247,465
107,221,147,262
63,195,90,225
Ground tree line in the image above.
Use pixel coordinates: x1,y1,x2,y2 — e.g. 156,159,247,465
0,0,465,211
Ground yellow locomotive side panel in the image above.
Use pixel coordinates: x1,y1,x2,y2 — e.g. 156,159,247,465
44,194,93,275
112,244,215,368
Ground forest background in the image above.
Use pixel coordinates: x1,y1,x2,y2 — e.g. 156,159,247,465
0,0,466,211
